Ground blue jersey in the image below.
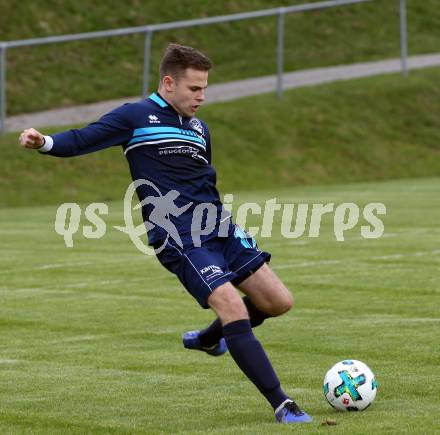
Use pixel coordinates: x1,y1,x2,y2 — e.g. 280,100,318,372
42,92,228,247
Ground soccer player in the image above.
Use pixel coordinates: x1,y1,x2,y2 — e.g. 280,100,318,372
19,43,312,424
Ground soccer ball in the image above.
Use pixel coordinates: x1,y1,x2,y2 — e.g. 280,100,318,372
323,360,377,411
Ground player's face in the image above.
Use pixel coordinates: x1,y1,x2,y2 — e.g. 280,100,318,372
167,68,208,117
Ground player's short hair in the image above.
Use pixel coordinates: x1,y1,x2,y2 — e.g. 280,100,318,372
159,44,212,80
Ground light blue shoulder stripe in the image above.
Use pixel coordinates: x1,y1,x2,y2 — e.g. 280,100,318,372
133,127,198,137
148,93,168,107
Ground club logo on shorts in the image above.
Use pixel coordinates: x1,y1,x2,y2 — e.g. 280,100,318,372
200,265,223,280
189,118,204,135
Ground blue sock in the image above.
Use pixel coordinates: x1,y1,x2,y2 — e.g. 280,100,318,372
199,296,270,347
223,319,289,410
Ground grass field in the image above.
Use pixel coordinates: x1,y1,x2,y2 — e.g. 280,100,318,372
1,177,439,434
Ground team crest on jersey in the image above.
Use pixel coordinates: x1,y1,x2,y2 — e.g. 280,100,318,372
189,118,204,135
148,114,160,124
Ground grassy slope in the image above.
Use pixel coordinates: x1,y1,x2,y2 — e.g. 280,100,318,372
0,178,439,433
1,68,439,207
1,0,439,115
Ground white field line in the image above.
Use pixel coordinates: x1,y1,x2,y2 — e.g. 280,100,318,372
343,232,398,240
2,259,147,274
356,316,440,324
237,229,437,247
299,311,440,324
373,254,404,260
0,281,177,301
32,256,153,271
2,288,151,301
0,254,154,274
0,275,172,298
264,230,437,244
272,249,440,270
46,334,110,344
262,239,310,247
274,259,341,269
35,262,89,270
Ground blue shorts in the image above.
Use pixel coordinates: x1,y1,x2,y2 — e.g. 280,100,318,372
156,224,271,308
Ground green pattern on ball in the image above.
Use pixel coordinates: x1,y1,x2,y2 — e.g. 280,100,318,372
335,371,366,401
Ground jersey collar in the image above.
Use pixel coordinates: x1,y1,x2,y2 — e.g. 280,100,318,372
148,92,169,108
148,92,192,124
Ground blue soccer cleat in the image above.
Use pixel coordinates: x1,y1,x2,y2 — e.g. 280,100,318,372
275,400,313,424
182,330,228,356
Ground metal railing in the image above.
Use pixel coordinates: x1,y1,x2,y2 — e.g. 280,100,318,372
0,0,408,133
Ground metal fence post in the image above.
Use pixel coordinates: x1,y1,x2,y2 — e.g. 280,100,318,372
399,0,408,77
142,30,153,98
276,9,285,99
0,45,6,134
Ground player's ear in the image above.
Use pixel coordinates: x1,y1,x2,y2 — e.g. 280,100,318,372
162,75,176,92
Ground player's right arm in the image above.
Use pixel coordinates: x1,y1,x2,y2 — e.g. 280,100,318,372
18,104,133,157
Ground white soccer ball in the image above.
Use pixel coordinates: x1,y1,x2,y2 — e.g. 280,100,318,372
323,360,378,411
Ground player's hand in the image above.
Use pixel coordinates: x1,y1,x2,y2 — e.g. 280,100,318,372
19,128,45,149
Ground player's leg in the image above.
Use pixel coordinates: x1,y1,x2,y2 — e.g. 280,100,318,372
207,282,287,409
183,225,289,351
166,237,312,423
207,281,311,423
182,278,246,356
198,262,272,347
198,224,278,347
237,263,293,317
197,259,292,348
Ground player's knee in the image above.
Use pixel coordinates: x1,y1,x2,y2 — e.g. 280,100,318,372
269,290,294,316
283,290,294,312
228,299,249,321
219,300,248,324
208,283,249,324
